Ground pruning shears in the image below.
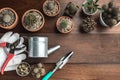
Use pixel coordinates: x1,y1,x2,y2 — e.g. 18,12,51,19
0,39,25,75
42,51,74,80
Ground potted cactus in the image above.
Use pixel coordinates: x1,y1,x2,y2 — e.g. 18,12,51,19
56,16,74,33
100,1,120,27
22,9,45,32
64,2,79,17
82,0,103,16
0,7,18,29
43,0,60,17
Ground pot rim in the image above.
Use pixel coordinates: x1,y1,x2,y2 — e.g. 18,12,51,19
0,7,18,29
82,0,98,16
56,16,74,34
100,12,120,27
22,9,45,32
16,62,31,77
43,0,61,17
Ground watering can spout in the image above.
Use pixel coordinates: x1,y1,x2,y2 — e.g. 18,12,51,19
48,45,61,55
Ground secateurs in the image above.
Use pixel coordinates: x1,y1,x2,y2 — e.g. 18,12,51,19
42,51,74,80
0,39,25,75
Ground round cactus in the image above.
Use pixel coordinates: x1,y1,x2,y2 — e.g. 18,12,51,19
46,1,55,10
59,20,69,28
68,3,78,15
25,13,37,26
3,14,11,23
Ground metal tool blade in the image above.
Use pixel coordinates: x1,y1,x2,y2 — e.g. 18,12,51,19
56,51,74,69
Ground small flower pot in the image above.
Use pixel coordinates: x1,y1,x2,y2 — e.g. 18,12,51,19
100,12,120,27
56,16,74,34
22,9,45,32
43,0,60,17
82,0,98,16
16,62,31,77
0,7,18,29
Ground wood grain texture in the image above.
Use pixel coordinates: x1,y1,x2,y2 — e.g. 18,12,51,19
22,33,120,64
1,64,120,80
0,0,120,80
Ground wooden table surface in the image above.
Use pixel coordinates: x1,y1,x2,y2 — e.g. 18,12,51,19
0,0,120,80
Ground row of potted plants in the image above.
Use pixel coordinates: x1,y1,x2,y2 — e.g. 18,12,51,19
0,0,120,33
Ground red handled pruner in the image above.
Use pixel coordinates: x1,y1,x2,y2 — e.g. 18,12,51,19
0,39,23,75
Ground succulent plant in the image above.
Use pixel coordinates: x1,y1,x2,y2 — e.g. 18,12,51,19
57,16,73,33
46,1,55,10
16,62,31,76
25,13,37,26
105,19,118,27
112,7,120,16
64,2,79,17
43,0,60,17
102,1,120,27
81,17,96,33
82,0,104,14
0,9,16,27
31,63,46,79
59,20,69,28
3,14,11,23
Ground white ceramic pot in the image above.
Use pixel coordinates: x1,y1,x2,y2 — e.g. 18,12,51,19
82,0,98,16
100,12,120,27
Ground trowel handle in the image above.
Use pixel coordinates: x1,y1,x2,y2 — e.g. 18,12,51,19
48,45,60,55
42,71,53,80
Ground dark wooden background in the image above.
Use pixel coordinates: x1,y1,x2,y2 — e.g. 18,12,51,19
0,0,120,80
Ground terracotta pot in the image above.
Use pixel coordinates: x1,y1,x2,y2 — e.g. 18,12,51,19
56,16,74,34
100,12,120,27
0,7,18,29
43,0,60,17
82,0,98,16
22,9,45,32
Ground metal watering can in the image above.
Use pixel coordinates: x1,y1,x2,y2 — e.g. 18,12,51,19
28,37,60,58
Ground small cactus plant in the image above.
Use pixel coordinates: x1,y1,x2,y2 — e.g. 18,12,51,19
59,20,69,29
43,0,60,17
0,8,16,27
3,14,11,23
25,13,37,26
22,9,45,32
102,1,120,27
46,1,55,10
56,16,73,33
64,2,79,17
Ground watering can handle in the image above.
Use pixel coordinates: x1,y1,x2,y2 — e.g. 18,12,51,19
48,45,61,55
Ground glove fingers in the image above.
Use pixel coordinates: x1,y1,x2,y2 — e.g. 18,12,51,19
14,54,26,60
1,32,13,41
6,53,26,67
8,33,20,43
17,37,24,47
0,48,7,67
15,45,26,55
5,64,18,71
7,57,22,67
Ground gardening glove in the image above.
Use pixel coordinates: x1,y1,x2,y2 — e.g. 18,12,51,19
0,31,26,71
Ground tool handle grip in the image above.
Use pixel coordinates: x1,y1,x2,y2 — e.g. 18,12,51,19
0,42,7,47
42,71,53,80
1,54,14,75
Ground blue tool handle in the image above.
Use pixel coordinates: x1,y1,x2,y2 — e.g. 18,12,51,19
42,71,53,80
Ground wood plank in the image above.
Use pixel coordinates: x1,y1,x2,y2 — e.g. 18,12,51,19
1,64,120,80
21,33,120,64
